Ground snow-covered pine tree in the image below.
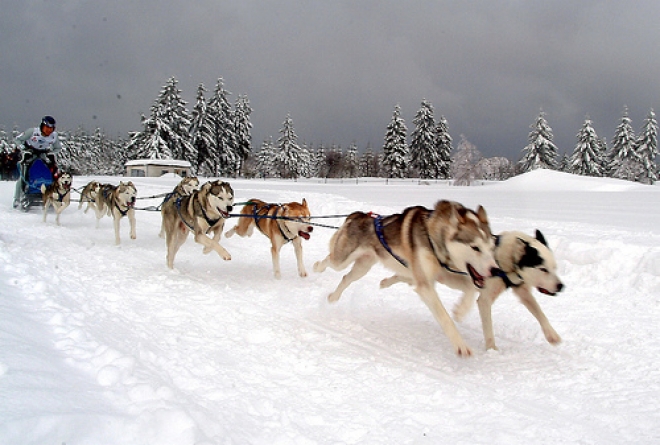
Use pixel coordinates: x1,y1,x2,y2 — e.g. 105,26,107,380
518,111,559,172
635,109,658,185
190,84,214,177
314,145,328,178
274,114,309,179
410,99,438,179
256,137,276,178
234,94,253,177
570,117,603,177
434,115,453,179
344,143,359,178
125,77,194,163
451,135,483,186
608,106,640,181
207,78,237,177
359,144,380,178
382,104,409,179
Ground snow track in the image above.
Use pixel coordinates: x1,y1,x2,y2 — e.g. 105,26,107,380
1,173,660,444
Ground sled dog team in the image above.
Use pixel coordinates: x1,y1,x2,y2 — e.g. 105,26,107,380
37,175,565,356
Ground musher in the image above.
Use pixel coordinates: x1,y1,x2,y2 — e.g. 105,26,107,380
13,116,62,208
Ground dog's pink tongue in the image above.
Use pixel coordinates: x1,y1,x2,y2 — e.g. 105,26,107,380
299,231,310,240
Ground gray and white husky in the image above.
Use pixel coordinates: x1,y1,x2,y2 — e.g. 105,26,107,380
314,200,499,357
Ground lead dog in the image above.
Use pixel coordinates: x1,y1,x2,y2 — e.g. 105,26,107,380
450,230,565,350
41,172,72,225
161,180,234,269
313,200,499,357
225,199,314,279
159,176,200,238
94,181,137,245
78,180,101,214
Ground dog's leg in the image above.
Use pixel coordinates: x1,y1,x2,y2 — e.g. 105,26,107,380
326,254,377,302
194,230,231,261
452,287,478,322
42,199,49,223
292,237,307,278
113,211,122,245
513,286,561,345
414,279,472,357
379,275,413,289
476,280,507,350
128,208,137,240
271,241,283,279
166,225,189,269
203,225,224,254
54,203,62,226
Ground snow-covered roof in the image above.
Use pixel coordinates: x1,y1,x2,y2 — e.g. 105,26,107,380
125,159,192,167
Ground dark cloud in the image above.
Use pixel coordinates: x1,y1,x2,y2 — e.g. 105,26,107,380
2,1,659,159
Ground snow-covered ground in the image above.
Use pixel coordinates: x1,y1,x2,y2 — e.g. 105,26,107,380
1,169,660,445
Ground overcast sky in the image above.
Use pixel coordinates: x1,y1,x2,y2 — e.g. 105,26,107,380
2,0,659,159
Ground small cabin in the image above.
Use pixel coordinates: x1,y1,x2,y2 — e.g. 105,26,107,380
125,159,192,178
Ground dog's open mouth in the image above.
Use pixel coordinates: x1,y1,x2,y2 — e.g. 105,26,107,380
467,264,485,289
299,231,311,240
538,287,556,296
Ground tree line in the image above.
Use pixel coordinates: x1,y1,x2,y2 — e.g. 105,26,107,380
0,76,657,184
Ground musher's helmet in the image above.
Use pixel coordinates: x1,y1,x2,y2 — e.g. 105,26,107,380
41,116,56,129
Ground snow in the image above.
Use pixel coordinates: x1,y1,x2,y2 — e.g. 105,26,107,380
1,169,660,444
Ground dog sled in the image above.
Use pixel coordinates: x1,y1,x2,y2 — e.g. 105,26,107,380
14,158,55,211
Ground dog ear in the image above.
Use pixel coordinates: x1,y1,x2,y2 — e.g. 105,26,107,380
535,229,548,246
302,198,307,207
476,205,489,225
435,200,459,224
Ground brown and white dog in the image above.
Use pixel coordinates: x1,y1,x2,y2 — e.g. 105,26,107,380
314,200,499,357
94,181,137,245
78,180,101,214
451,230,565,351
225,199,314,279
40,172,72,225
161,180,234,269
159,176,200,238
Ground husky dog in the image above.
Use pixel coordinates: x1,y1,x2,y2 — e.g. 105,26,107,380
225,198,314,279
94,181,137,245
161,180,234,269
40,172,72,225
450,230,565,351
314,200,499,357
159,176,200,238
78,180,101,213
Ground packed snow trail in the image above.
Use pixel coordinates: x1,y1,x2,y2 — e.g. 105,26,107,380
1,171,659,444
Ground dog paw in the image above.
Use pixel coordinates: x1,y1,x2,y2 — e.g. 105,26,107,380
202,247,212,254
455,343,473,357
299,270,308,278
312,261,325,273
544,328,562,345
485,341,499,351
379,277,395,289
327,292,341,303
222,253,231,261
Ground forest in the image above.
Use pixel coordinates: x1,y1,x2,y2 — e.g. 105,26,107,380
1,76,657,185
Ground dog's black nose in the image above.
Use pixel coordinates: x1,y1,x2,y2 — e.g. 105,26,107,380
227,205,233,212
308,226,314,232
557,282,564,293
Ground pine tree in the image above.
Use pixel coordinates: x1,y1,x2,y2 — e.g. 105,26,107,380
274,114,309,179
451,135,483,186
608,106,639,181
345,142,359,178
410,99,438,179
360,145,380,178
635,109,658,184
315,145,328,178
518,111,559,172
234,94,253,176
190,84,215,177
207,78,237,177
382,104,409,179
570,117,603,177
434,115,453,179
125,77,194,163
256,137,276,178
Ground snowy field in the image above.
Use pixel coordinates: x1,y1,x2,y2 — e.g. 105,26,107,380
1,169,660,445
